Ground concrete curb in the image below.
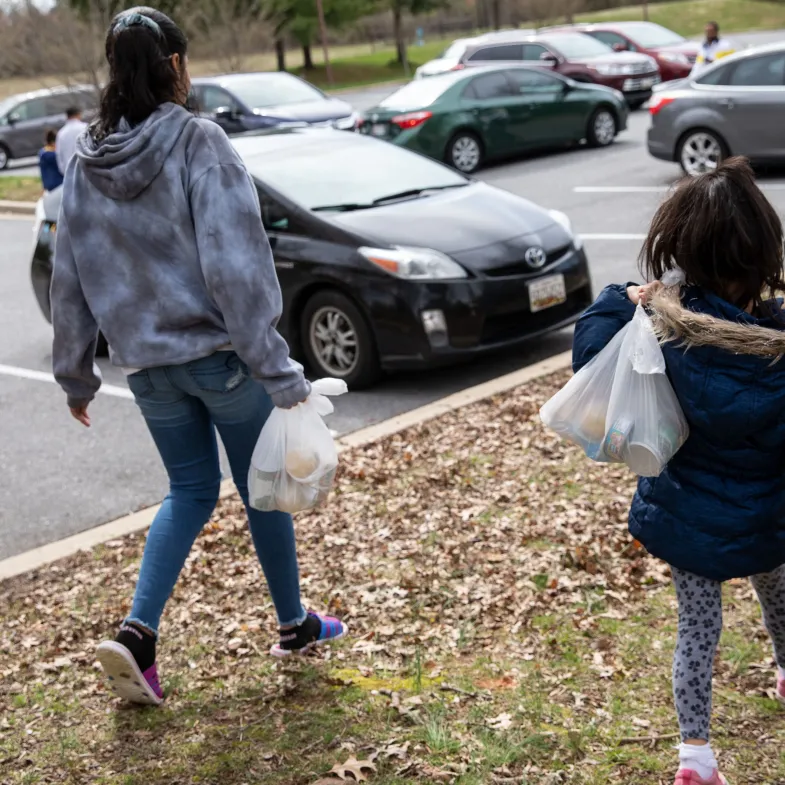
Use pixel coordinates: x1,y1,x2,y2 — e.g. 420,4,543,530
0,199,36,215
0,350,572,581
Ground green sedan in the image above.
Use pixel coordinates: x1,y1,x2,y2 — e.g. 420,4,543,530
359,65,629,173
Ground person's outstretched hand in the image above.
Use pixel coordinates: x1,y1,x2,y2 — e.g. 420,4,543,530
627,282,663,306
70,404,91,427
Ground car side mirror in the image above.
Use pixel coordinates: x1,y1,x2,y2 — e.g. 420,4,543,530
539,52,559,67
613,42,629,52
7,112,20,125
262,201,289,232
215,106,241,121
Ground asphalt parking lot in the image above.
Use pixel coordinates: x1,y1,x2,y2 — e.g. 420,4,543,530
3,59,785,559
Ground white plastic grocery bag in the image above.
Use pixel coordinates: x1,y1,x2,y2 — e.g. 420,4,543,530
540,306,689,476
248,378,348,514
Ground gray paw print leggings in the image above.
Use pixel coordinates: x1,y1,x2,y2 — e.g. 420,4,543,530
672,565,785,741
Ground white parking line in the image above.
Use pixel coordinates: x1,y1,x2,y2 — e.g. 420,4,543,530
0,363,134,399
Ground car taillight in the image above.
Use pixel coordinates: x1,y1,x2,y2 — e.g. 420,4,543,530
391,111,433,130
649,96,675,116
451,64,465,71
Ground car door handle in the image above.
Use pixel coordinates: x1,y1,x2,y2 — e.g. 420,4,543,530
718,98,735,109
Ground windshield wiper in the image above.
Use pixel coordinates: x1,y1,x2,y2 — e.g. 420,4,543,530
311,203,374,213
371,183,469,206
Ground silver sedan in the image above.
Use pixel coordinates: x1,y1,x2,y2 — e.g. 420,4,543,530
647,42,785,176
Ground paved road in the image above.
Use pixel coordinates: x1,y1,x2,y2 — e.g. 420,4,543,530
4,70,785,559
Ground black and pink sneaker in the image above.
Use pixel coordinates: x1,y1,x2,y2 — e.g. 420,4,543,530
96,623,163,706
270,611,347,657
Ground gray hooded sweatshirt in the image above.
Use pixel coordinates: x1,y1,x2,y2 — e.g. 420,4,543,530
51,102,310,410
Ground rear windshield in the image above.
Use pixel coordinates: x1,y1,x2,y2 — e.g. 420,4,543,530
379,78,454,110
440,40,467,58
621,23,685,48
539,33,614,58
241,132,467,210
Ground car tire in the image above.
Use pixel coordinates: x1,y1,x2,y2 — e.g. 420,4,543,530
677,129,727,177
446,131,483,174
0,144,10,171
628,99,647,111
586,107,617,148
301,290,381,389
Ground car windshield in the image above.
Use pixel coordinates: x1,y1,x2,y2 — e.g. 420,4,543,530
379,79,453,110
223,74,324,108
0,96,19,117
240,132,468,211
540,33,614,58
621,23,685,47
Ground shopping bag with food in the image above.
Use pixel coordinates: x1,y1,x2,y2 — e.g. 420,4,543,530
540,306,688,476
248,378,348,513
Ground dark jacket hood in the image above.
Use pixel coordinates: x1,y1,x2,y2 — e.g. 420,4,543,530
76,103,193,201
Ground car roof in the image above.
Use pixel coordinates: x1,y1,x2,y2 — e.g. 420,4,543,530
2,84,95,103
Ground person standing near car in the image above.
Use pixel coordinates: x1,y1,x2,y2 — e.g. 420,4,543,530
39,130,64,192
55,106,87,175
50,5,346,707
692,21,735,75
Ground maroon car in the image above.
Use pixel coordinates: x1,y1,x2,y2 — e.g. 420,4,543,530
546,22,699,82
457,32,660,108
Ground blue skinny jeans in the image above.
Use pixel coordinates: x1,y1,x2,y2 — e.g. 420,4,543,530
125,351,307,635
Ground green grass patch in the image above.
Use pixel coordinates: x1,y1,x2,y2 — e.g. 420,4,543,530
0,175,41,202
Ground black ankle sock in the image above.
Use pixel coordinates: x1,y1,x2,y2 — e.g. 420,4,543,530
278,614,320,651
116,623,156,672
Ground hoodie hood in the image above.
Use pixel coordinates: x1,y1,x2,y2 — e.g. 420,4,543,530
650,285,785,359
76,103,193,201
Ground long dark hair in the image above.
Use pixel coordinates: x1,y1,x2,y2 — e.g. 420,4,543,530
640,157,785,314
94,6,187,139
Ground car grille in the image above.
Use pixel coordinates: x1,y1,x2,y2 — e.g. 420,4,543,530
687,54,697,64
630,62,655,75
483,243,573,278
623,75,660,91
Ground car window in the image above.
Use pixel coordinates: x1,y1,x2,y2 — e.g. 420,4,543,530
223,73,324,109
467,72,515,99
11,97,49,121
522,44,550,61
46,93,75,116
467,44,524,62
696,63,732,86
538,33,614,58
379,78,454,110
728,52,785,86
621,22,685,48
589,31,632,50
200,86,238,113
239,133,468,211
507,69,563,93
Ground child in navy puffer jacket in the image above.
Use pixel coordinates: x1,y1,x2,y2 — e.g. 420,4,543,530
573,157,785,785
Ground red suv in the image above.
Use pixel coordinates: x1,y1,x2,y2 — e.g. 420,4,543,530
459,32,660,108
546,22,699,82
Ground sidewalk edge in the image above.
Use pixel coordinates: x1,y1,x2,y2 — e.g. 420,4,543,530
0,350,571,581
0,199,36,215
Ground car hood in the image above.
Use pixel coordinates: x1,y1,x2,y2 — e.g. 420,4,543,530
252,98,353,123
575,51,654,67
323,182,568,262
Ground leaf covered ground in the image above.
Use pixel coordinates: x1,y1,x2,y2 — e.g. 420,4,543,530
2,372,785,785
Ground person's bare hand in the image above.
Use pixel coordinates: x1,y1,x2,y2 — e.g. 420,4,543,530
627,285,641,305
70,404,91,427
628,282,663,306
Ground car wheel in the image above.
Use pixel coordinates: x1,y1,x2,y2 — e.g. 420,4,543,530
447,131,483,174
0,144,9,171
301,290,380,389
677,129,726,177
587,108,617,148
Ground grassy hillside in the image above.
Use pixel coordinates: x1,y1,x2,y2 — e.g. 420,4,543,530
577,0,785,35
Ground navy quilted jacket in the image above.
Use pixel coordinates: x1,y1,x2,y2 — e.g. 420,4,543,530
573,284,785,581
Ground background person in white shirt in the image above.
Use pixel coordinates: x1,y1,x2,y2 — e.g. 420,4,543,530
55,107,87,175
692,21,736,75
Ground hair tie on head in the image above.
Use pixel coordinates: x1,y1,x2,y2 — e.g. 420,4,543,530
113,11,163,38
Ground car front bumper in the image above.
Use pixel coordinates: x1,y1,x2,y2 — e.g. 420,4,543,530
597,73,660,104
369,247,592,370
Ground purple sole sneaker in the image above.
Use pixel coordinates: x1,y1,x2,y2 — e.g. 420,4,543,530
97,641,163,705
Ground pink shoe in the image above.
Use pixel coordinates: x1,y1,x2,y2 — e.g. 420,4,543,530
674,770,728,785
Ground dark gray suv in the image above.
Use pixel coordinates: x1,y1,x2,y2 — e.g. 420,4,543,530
0,85,98,170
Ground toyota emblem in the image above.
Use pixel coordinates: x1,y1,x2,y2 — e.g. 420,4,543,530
524,246,547,269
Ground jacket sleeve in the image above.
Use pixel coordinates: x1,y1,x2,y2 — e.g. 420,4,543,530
51,210,102,408
189,162,310,409
572,284,637,372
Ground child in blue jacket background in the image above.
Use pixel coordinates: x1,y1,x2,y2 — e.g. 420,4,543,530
573,157,785,785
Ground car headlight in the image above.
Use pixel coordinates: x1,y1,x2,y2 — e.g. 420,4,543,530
592,63,626,76
613,89,625,102
333,112,359,131
359,246,467,280
659,52,690,65
548,209,583,250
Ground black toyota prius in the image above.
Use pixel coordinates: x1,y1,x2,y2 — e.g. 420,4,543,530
31,127,591,388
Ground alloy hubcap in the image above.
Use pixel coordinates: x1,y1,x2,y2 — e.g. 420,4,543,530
451,136,480,172
310,306,359,377
594,112,615,145
681,132,721,176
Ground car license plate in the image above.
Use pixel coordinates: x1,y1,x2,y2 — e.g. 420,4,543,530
371,123,387,137
529,274,566,313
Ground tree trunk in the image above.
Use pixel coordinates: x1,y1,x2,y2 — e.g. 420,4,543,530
275,38,286,71
491,0,501,30
642,0,649,21
393,6,406,66
302,44,314,70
